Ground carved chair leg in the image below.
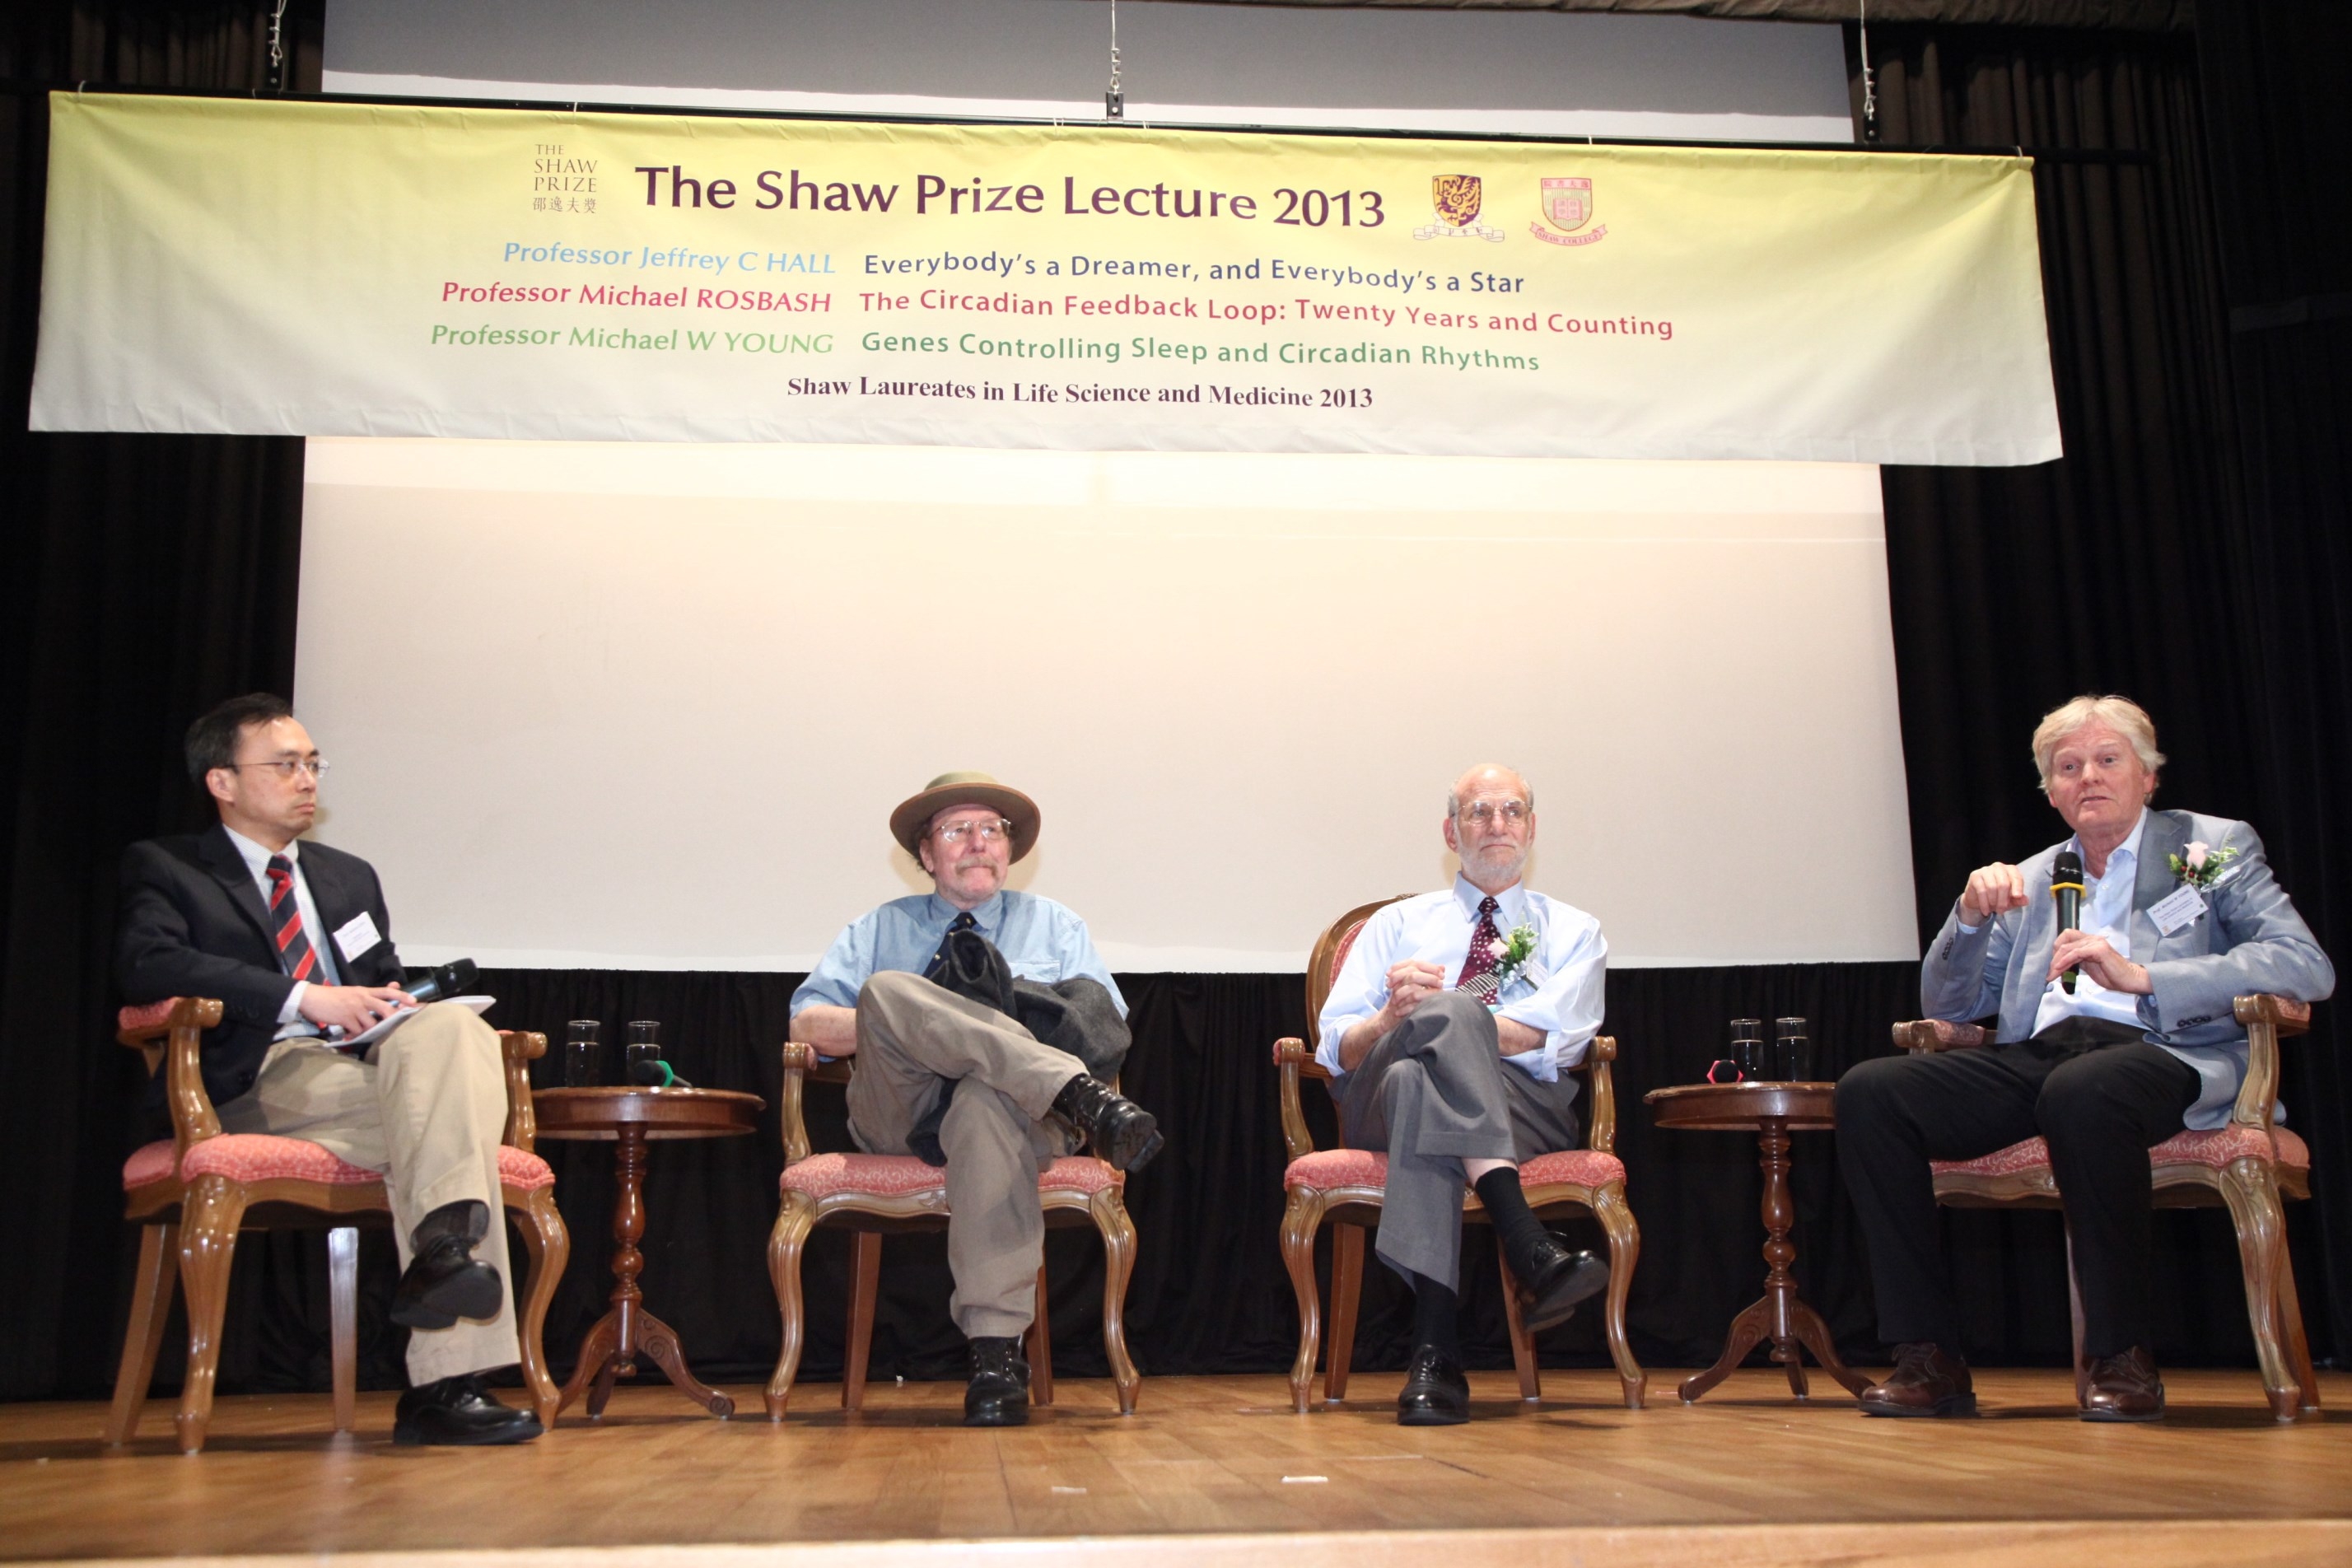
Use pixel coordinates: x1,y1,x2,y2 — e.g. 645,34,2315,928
1027,1261,1055,1407
2063,1224,2088,1408
1592,1185,1646,1410
327,1226,358,1433
2274,1234,2321,1413
1326,1221,1366,1405
510,1185,570,1430
175,1175,248,1454
1279,1188,1328,1414
1497,1244,1540,1402
106,1222,179,1446
764,1195,818,1421
1092,1187,1141,1415
2218,1159,2302,1420
843,1230,881,1411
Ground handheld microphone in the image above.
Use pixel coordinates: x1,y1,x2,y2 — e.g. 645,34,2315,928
401,958,479,1006
2051,850,2085,995
628,1058,694,1090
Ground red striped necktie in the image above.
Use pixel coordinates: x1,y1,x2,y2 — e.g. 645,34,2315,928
264,854,319,983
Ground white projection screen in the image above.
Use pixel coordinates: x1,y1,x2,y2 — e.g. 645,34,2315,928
294,439,1917,973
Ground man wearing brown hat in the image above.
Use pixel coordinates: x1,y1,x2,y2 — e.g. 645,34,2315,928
789,772,1161,1425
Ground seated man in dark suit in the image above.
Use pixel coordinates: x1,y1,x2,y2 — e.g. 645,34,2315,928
116,693,540,1445
1838,694,2334,1421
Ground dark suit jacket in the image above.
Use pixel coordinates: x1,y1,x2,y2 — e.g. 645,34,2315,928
116,824,404,1109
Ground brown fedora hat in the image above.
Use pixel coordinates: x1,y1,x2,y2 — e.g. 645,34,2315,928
889,771,1041,863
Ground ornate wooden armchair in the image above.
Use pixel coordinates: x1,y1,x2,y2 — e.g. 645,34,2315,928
763,1043,1141,1419
1273,898,1645,1414
1897,993,2319,1421
107,997,568,1452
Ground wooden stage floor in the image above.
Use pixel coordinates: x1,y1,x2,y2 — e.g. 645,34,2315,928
4,1369,2349,1568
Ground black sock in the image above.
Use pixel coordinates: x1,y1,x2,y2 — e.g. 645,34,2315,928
1472,1166,1550,1280
1412,1272,1459,1359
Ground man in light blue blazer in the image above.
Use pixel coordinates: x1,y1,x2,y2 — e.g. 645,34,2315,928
1837,695,2332,1421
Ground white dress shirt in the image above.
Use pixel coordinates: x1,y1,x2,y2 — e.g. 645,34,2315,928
222,828,340,1035
1315,875,1608,1082
2028,809,2149,1036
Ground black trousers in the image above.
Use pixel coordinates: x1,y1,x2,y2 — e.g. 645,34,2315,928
1835,1028,2200,1358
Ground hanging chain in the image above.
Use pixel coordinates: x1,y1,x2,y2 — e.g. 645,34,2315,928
1858,0,1879,142
267,0,290,92
1105,0,1125,119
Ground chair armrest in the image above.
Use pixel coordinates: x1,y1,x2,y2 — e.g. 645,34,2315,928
1273,1038,1325,1163
2229,995,2312,1132
118,997,226,1161
779,1041,818,1166
497,1030,546,1154
1582,1034,1618,1155
1892,1019,1990,1054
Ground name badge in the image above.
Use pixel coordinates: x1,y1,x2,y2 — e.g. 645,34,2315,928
2149,884,2205,938
333,910,384,964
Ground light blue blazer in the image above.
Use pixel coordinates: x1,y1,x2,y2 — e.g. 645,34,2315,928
1920,808,2334,1129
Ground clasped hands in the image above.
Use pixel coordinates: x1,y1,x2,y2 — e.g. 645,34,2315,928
1960,863,2152,996
1374,959,1449,1028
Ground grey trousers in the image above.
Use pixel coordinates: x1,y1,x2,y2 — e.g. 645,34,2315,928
847,970,1085,1340
213,1001,519,1383
1339,990,1583,1291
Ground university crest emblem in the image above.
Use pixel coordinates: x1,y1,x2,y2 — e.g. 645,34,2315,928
1531,175,1608,248
1414,174,1505,241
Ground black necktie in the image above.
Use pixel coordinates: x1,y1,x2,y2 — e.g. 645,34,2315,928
926,911,978,979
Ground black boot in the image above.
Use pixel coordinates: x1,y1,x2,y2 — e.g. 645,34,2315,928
393,1374,544,1446
1050,1075,1164,1173
964,1336,1032,1426
391,1199,505,1331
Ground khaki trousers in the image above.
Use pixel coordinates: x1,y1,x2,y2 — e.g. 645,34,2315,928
213,1001,519,1383
847,970,1085,1340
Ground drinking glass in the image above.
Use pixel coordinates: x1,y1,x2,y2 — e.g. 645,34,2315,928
563,1019,602,1087
626,1020,661,1081
1773,1017,1815,1081
1728,1018,1766,1080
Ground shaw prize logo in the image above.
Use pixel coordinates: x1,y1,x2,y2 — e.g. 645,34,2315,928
1414,175,1505,242
1531,176,1607,247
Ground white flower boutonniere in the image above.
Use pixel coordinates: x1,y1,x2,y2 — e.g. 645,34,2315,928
2168,840,2240,891
1489,922,1539,987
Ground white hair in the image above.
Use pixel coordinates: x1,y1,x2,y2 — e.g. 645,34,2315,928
1447,764,1534,819
2031,694,2166,795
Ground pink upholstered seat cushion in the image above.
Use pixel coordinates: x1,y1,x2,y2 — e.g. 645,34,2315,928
781,1151,1121,1201
124,1136,554,1192
117,1000,180,1032
1930,1124,2311,1180
1284,1146,1626,1192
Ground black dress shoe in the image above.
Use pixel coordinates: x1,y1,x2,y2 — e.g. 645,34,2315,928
1514,1237,1610,1333
393,1374,544,1446
1050,1075,1165,1174
1396,1345,1471,1426
964,1336,1032,1426
391,1200,506,1331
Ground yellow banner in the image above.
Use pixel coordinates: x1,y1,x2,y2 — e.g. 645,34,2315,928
31,93,2059,463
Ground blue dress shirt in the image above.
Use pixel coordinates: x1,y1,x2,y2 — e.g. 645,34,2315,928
791,889,1126,1021
1316,876,1607,1082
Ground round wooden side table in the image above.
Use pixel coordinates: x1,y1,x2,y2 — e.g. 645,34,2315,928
535,1085,763,1420
1645,1080,1871,1405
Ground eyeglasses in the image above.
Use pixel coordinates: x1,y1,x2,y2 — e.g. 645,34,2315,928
933,818,1012,846
1458,800,1528,826
231,758,329,779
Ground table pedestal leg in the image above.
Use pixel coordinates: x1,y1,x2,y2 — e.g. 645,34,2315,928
1680,1117,1872,1404
555,1125,735,1421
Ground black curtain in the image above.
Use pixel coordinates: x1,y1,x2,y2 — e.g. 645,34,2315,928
1,4,2342,1404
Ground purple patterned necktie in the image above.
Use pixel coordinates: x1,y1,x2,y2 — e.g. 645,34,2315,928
1455,895,1503,1005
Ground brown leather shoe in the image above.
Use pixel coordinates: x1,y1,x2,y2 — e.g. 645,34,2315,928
1858,1342,1976,1417
2081,1346,2165,1421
